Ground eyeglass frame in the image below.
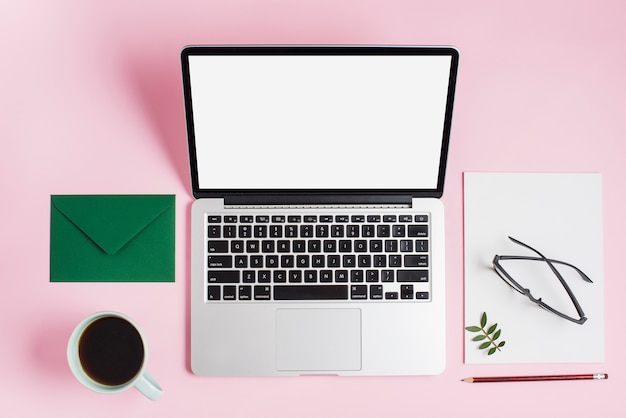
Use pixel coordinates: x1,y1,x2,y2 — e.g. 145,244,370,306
492,236,592,325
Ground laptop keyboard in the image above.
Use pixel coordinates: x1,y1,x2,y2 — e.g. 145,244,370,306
205,213,431,302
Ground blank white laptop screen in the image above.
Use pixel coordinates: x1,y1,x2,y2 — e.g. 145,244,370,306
187,54,453,190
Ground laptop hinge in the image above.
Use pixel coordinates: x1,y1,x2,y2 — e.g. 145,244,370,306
223,194,413,206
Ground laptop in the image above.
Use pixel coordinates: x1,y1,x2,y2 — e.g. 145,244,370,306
181,45,458,376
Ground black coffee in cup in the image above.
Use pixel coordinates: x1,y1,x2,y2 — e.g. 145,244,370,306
78,316,145,386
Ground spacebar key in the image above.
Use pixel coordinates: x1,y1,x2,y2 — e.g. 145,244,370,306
274,285,348,300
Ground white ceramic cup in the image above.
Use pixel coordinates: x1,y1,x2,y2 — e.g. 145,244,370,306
67,311,163,401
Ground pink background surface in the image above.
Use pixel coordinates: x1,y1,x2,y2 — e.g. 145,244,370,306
2,0,625,416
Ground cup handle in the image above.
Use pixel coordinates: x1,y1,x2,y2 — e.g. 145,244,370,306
134,371,163,401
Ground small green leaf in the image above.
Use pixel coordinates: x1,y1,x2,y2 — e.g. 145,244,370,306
479,341,491,350
466,312,506,356
465,326,481,332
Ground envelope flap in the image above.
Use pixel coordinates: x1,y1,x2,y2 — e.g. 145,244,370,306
51,195,174,255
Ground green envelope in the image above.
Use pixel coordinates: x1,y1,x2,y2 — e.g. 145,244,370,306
50,195,175,282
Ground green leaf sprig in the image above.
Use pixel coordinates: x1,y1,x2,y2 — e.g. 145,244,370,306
465,312,506,355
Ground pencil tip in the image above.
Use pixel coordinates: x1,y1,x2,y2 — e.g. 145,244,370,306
461,378,473,383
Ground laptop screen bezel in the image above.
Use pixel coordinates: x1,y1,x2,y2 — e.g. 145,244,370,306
181,45,458,203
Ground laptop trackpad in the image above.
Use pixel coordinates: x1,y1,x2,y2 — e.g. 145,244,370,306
276,308,362,372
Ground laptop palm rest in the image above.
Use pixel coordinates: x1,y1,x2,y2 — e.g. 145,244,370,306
276,308,362,372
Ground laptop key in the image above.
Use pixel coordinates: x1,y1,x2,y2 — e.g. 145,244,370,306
404,255,429,267
208,226,220,238
401,285,414,299
223,285,237,300
239,225,252,238
238,285,252,300
339,240,352,252
208,256,232,268
350,270,364,282
274,285,349,300
254,225,267,238
262,240,275,253
269,225,283,238
235,255,248,268
242,271,256,283
258,270,271,283
280,255,294,268
288,270,302,283
370,240,383,252
320,270,333,282
223,225,236,238
370,285,383,299
376,225,390,237
254,285,271,300
273,270,286,283
247,241,260,254
351,285,367,299
389,255,402,267
208,270,239,283
335,270,348,282
304,270,318,282
392,225,405,237
331,225,344,237
354,240,367,252
208,240,229,253
408,225,428,237
207,285,221,300
366,270,379,282
312,255,325,267
231,240,244,253
381,270,394,282
397,270,429,282
315,225,329,237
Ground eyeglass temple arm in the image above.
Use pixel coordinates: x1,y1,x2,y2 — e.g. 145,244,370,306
507,236,587,317
494,255,593,283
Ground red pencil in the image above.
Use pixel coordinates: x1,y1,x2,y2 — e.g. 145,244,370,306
462,373,608,383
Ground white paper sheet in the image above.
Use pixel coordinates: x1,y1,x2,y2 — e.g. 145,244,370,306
463,172,604,364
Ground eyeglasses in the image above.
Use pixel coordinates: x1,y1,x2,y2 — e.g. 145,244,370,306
492,237,592,325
